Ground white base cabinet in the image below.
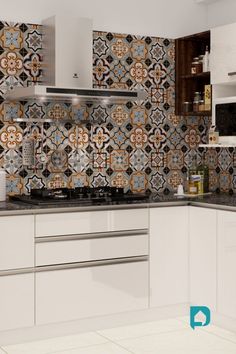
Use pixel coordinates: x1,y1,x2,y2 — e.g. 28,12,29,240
0,215,34,271
0,274,34,331
218,210,236,320
150,206,189,308
36,261,148,325
189,207,217,310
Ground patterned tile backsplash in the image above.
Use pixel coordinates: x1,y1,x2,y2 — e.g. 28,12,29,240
0,21,234,195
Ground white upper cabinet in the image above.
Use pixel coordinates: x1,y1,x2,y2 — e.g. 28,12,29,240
211,22,236,84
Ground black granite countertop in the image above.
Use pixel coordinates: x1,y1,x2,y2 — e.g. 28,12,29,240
1,193,236,216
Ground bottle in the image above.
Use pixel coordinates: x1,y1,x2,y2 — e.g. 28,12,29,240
189,175,201,195
197,153,209,193
209,125,219,144
193,92,201,112
188,178,198,195
189,155,197,177
188,155,198,194
203,46,210,72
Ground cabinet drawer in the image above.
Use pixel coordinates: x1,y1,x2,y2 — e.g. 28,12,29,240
35,208,148,238
36,232,148,266
35,210,109,237
36,260,148,325
0,215,34,271
0,273,34,331
109,208,148,231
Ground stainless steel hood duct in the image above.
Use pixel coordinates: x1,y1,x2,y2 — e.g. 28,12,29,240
5,16,146,104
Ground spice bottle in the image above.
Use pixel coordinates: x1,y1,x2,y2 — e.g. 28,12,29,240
191,57,202,75
193,92,201,112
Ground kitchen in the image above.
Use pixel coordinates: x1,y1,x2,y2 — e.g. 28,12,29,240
0,0,236,353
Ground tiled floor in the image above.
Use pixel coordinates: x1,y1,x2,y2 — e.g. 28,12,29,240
1,318,236,354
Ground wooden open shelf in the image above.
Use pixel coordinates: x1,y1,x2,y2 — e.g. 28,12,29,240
175,31,211,116
180,72,210,79
178,111,211,116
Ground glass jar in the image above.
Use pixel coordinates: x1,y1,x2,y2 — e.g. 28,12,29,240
191,58,202,74
189,175,201,195
194,92,201,101
193,100,199,112
199,100,205,111
183,101,192,113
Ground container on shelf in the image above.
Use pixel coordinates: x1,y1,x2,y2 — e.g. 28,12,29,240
182,101,193,113
188,175,201,195
197,154,209,193
199,100,205,111
191,58,202,75
203,46,210,72
193,92,202,112
209,125,219,145
204,85,211,111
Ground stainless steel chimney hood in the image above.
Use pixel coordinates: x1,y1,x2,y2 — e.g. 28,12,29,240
5,85,146,104
5,16,146,104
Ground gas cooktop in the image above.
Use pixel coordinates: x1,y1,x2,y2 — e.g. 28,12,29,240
11,187,150,206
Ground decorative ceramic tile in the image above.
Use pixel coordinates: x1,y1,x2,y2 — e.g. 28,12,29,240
0,21,228,195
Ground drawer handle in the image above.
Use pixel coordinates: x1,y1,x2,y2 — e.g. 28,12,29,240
228,71,236,76
0,256,148,277
0,267,35,277
35,256,149,273
36,229,148,243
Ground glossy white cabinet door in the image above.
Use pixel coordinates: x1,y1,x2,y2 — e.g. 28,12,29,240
211,22,236,84
150,206,189,307
109,208,148,231
189,207,217,310
35,210,109,237
0,274,34,331
218,210,236,319
36,261,148,325
0,215,34,271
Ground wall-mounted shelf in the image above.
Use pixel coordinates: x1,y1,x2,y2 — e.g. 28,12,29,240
180,72,210,80
175,31,211,116
178,111,211,116
199,144,236,148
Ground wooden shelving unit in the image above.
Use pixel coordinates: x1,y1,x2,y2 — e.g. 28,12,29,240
175,30,211,116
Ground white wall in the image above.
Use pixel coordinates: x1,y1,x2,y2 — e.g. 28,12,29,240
207,0,236,28
0,0,208,38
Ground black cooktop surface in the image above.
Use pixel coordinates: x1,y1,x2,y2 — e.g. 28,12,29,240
11,187,150,206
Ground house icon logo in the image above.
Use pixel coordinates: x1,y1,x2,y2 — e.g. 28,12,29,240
190,306,211,330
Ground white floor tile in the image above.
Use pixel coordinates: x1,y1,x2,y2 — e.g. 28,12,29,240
201,325,236,343
2,332,108,354
50,342,132,354
116,328,236,354
176,316,189,324
97,318,188,341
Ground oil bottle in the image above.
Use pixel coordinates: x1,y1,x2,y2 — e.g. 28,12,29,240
197,153,209,193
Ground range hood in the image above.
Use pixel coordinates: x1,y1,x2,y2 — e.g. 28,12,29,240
5,16,146,104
